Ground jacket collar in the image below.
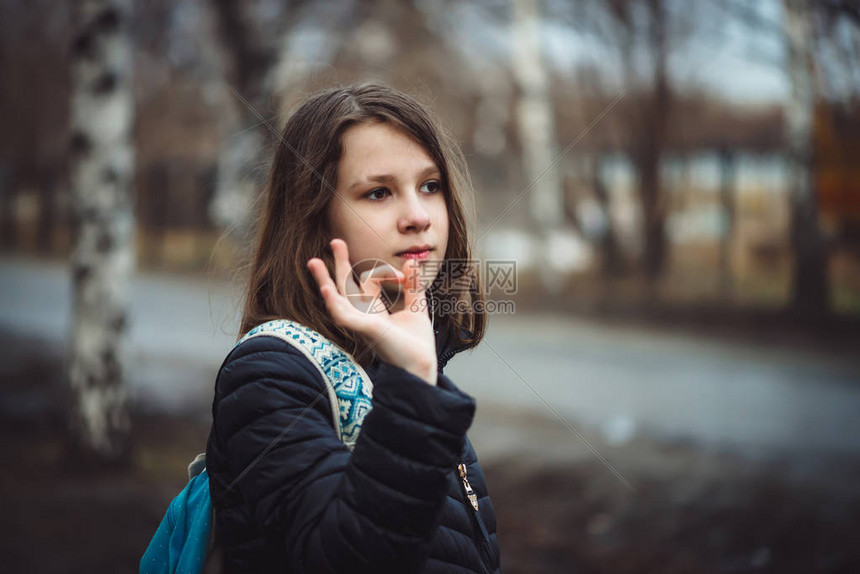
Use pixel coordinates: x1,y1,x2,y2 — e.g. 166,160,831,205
434,320,475,372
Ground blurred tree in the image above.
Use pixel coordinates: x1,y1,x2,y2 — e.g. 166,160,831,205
0,0,71,254
208,0,312,237
208,0,276,236
329,0,468,95
783,0,830,315
812,0,860,250
591,153,626,277
632,0,672,284
714,0,860,313
557,0,683,286
512,0,567,293
718,145,736,301
67,0,136,466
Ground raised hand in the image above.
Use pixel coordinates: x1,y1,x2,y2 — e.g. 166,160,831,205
307,239,438,386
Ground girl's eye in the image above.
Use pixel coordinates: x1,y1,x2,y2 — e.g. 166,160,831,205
420,180,442,194
365,188,391,201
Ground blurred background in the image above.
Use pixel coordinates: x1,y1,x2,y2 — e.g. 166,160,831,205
1,0,860,572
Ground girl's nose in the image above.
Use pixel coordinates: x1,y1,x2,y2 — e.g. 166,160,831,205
397,193,431,233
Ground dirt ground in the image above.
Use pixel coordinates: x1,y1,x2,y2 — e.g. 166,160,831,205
484,442,860,573
2,404,860,574
2,330,860,573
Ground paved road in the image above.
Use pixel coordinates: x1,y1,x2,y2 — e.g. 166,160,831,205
2,256,859,463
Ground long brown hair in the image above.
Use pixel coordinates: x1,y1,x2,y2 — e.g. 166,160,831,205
240,83,486,367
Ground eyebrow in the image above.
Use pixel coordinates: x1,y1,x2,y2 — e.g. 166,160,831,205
348,164,440,191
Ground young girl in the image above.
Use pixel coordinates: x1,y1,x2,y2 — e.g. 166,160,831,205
205,83,501,573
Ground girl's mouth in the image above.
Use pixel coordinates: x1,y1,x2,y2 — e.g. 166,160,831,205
397,249,431,260
397,248,433,259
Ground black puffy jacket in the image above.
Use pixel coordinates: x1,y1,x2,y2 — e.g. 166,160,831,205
205,322,502,573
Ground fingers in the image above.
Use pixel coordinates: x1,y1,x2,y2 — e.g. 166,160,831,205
308,259,360,328
307,248,350,317
400,258,426,313
358,263,403,295
330,239,353,297
306,239,357,297
308,240,381,331
307,257,337,293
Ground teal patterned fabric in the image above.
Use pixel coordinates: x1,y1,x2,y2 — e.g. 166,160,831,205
237,319,375,450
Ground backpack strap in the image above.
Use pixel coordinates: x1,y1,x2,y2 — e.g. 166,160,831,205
143,320,375,574
236,319,375,450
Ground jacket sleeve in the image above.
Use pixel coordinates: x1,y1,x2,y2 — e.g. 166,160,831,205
209,336,476,573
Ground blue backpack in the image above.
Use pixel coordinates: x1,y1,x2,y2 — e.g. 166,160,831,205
140,320,375,574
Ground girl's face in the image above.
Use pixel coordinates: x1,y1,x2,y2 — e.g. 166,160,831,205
328,121,449,289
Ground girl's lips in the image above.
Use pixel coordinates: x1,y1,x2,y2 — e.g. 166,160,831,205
397,249,431,260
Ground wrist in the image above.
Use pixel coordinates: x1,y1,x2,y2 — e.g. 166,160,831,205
407,359,437,386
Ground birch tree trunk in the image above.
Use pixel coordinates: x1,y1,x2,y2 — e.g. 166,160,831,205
67,0,135,465
783,0,829,315
512,0,566,292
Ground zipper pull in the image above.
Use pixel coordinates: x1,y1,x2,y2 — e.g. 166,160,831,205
458,463,479,511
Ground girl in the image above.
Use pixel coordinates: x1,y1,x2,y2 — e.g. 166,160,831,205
205,83,501,573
